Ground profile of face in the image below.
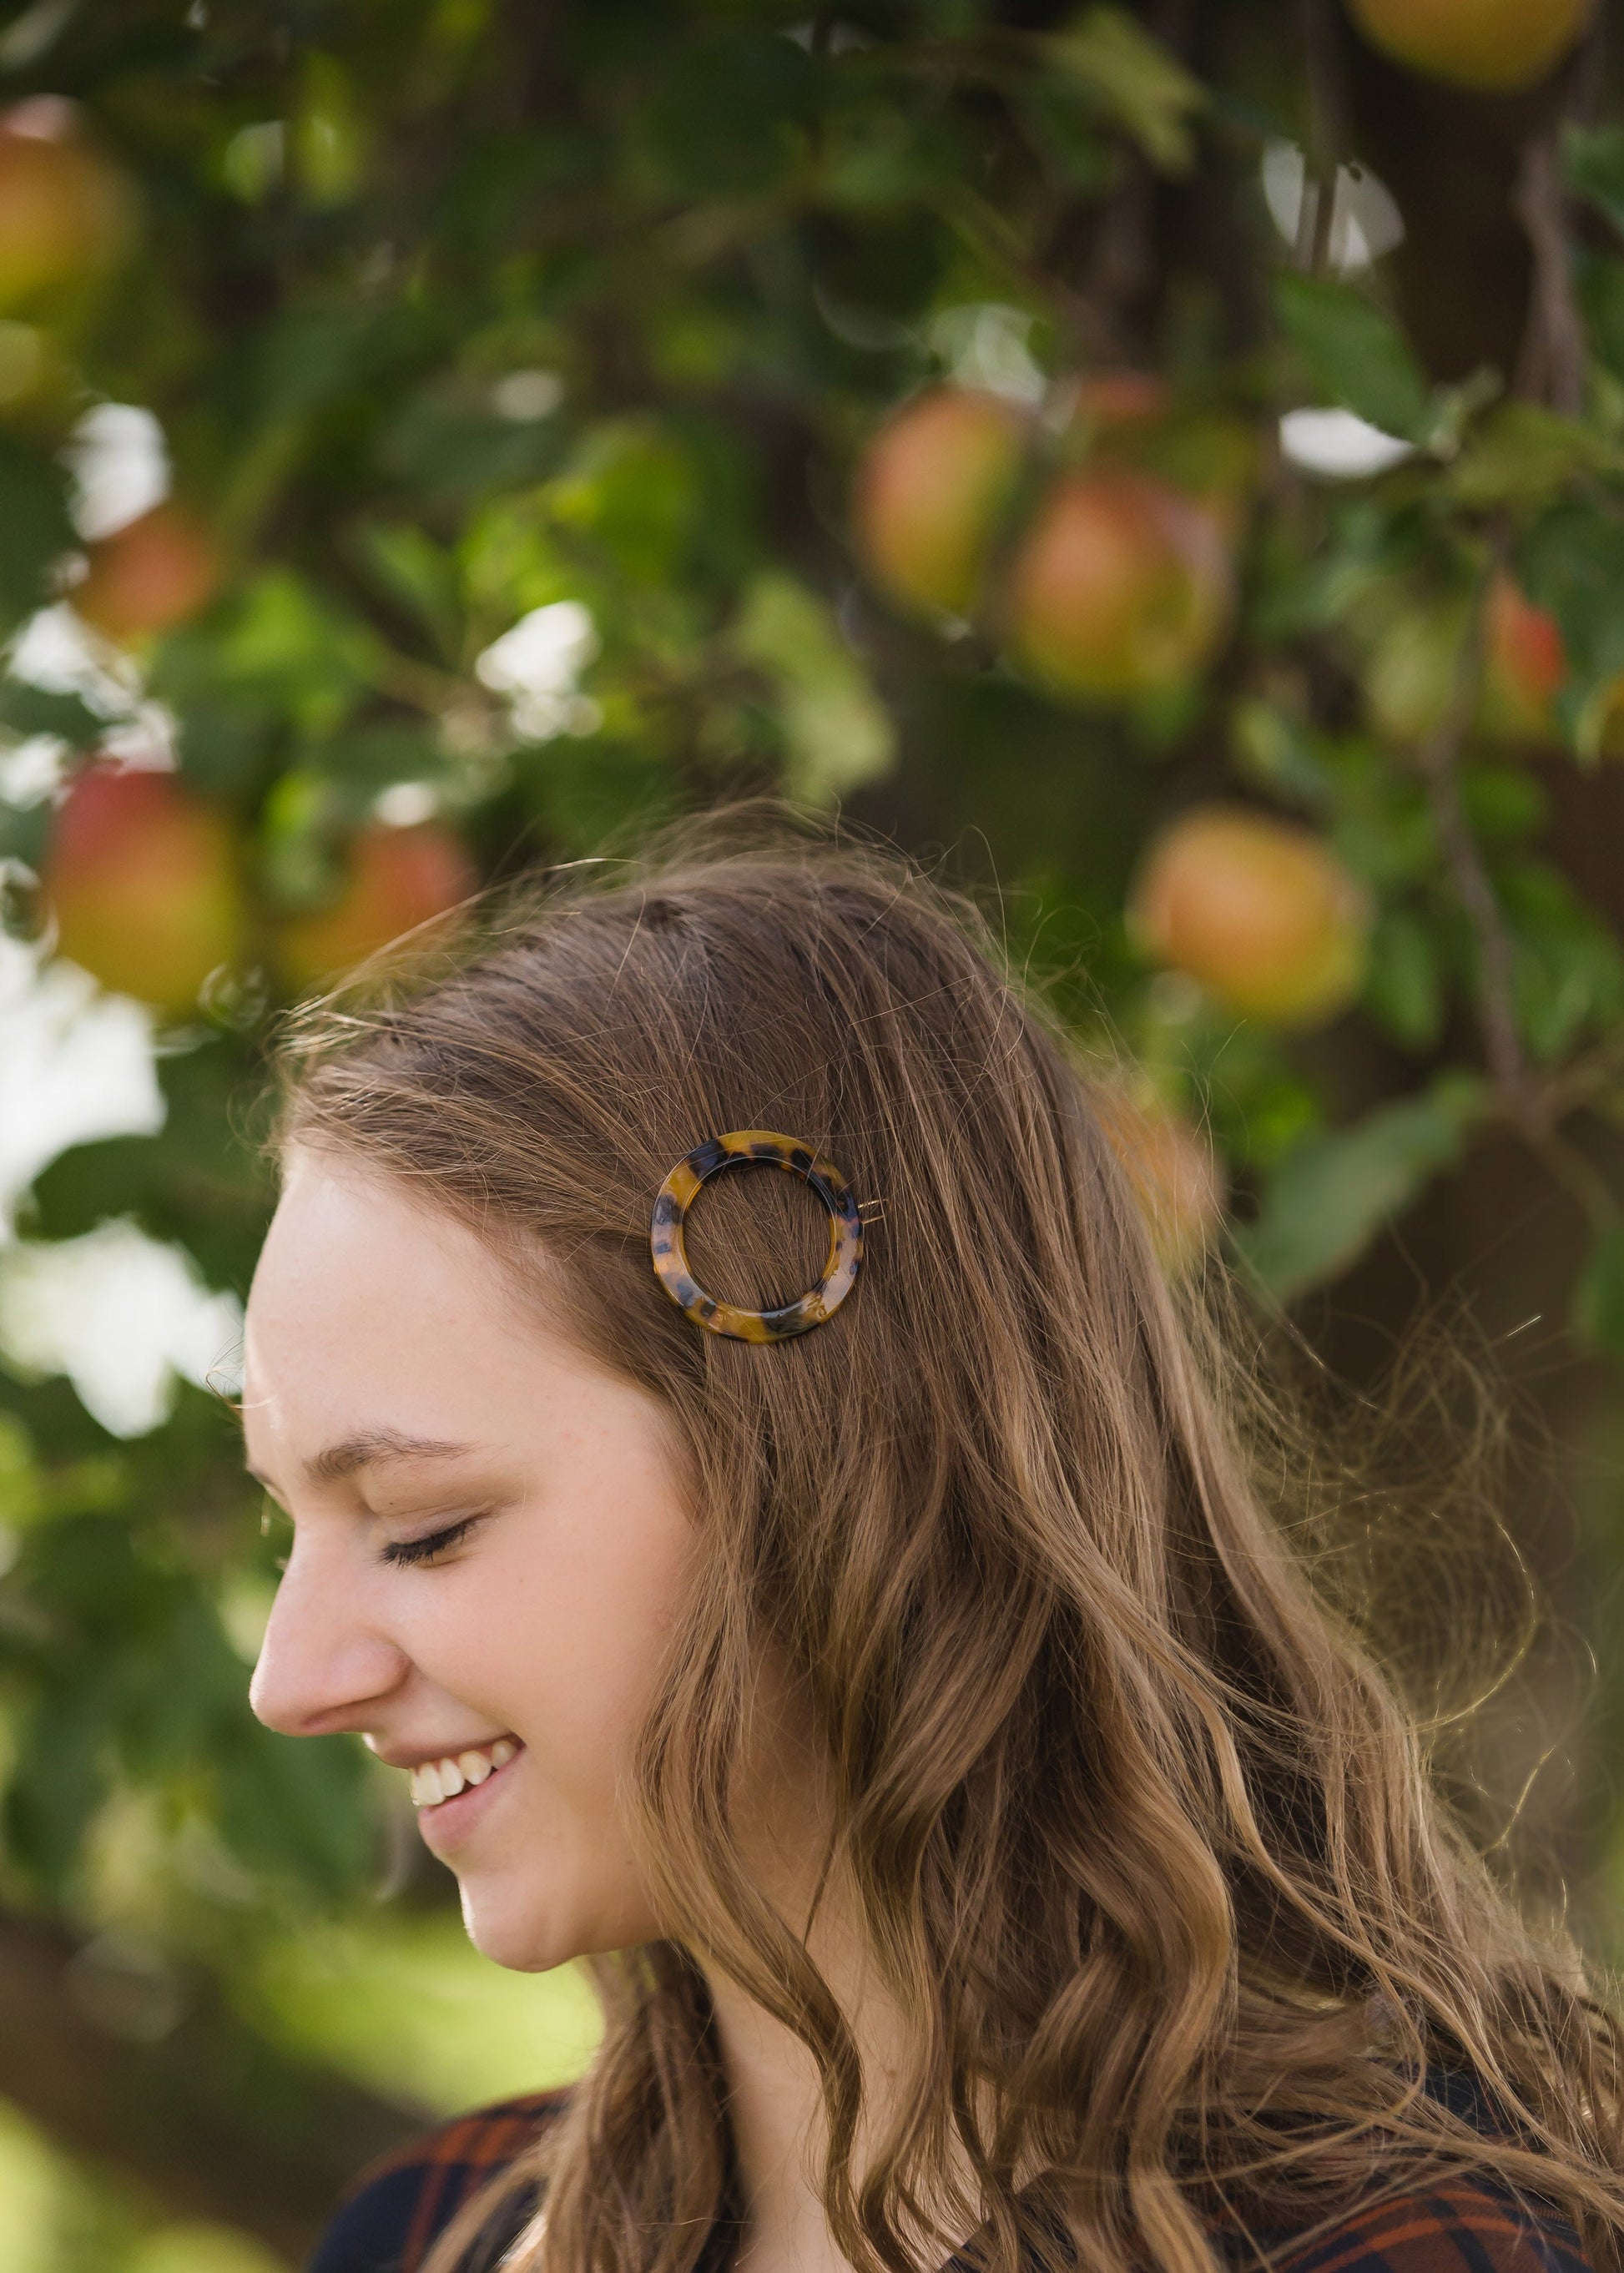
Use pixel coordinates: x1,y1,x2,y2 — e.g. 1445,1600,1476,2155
243,1148,700,1971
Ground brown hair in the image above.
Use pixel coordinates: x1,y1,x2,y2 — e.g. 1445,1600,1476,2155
273,810,1624,2273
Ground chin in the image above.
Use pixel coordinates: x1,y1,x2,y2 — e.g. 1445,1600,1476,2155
455,1857,665,1973
457,1878,577,1972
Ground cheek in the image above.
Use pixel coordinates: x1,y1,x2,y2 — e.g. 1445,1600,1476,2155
421,1499,697,1796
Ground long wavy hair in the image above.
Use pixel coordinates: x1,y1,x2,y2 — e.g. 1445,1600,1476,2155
272,812,1624,2273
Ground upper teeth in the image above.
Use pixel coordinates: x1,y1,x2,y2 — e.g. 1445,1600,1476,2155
409,1737,517,1808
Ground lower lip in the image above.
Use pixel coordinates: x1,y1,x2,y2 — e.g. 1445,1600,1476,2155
414,1745,524,1856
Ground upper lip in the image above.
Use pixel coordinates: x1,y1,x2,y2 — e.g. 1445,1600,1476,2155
369,1735,521,1772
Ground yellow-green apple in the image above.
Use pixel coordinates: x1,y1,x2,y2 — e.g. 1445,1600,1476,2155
43,764,244,1015
276,819,477,990
1344,0,1591,93
853,386,1028,618
0,98,131,316
1005,470,1233,703
73,503,221,645
1128,805,1369,1028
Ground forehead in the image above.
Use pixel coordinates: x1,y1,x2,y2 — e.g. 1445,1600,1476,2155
240,1152,542,1474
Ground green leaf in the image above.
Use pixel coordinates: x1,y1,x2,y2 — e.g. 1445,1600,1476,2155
1362,908,1444,1054
0,431,73,636
1574,1221,1624,1359
1446,401,1624,510
1043,7,1205,173
351,520,464,663
0,680,104,748
732,572,895,801
1273,272,1431,443
1230,1079,1485,1303
1564,123,1624,239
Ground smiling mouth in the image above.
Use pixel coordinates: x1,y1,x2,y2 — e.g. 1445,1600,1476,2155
408,1736,520,1809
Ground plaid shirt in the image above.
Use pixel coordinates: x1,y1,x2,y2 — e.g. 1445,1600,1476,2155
306,2081,1595,2273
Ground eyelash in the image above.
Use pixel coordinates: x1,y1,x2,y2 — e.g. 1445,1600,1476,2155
381,1514,484,1569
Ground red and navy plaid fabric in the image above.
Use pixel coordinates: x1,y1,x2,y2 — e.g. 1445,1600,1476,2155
307,2088,567,2273
306,2084,1596,2273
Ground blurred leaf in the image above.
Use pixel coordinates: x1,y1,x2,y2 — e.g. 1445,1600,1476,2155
1574,1220,1624,1359
0,681,104,748
0,434,73,635
643,28,816,198
3,1683,108,1893
545,421,704,585
1446,401,1624,509
1231,1079,1485,1303
1043,8,1205,173
351,522,464,664
1565,123,1624,239
1499,859,1624,1060
208,570,385,737
732,573,894,800
1274,273,1431,443
1362,907,1445,1054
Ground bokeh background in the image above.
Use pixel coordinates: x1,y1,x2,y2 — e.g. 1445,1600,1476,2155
2,1,1623,2265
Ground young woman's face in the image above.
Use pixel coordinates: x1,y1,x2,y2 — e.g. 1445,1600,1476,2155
242,1148,699,1971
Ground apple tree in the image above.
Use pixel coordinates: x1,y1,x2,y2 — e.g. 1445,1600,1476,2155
0,0,1622,2256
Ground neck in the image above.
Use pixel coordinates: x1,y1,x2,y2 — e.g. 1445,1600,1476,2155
695,1903,960,2273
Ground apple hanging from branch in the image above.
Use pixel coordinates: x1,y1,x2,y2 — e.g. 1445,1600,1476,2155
1129,805,1370,1029
852,386,1029,620
0,97,131,319
73,503,221,646
275,819,478,993
43,764,245,1016
1344,0,1592,93
1004,471,1233,706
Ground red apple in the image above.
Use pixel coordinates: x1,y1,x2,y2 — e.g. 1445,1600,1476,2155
1093,1085,1225,1273
1482,575,1566,740
276,819,477,990
0,98,131,315
43,764,244,1015
853,386,1028,619
1345,0,1591,93
1129,805,1369,1028
73,504,221,646
1005,471,1233,703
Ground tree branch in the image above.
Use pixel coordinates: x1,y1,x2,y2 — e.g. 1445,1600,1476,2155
1414,548,1546,1139
1513,134,1586,415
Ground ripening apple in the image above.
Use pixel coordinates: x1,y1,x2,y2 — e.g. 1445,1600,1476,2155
1005,471,1233,704
853,386,1028,619
1344,0,1592,93
0,98,132,316
1128,806,1369,1029
1364,574,1566,746
43,764,244,1016
1092,1085,1225,1274
276,819,477,991
73,504,221,645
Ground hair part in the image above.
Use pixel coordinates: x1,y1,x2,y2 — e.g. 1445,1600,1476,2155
271,809,1624,2273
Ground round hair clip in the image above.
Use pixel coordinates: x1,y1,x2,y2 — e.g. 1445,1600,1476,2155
650,1130,865,1343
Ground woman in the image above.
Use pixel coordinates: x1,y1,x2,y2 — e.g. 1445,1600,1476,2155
243,821,1621,2273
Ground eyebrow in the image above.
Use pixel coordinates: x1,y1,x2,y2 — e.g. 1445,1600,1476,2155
246,1429,479,1494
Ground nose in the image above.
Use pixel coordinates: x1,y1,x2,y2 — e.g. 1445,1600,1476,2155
249,1536,409,1738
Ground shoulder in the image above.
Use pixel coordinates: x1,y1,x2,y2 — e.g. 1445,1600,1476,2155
307,2087,570,2273
1253,2175,1591,2273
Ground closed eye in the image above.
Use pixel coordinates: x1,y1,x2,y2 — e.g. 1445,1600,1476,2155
381,1514,484,1568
